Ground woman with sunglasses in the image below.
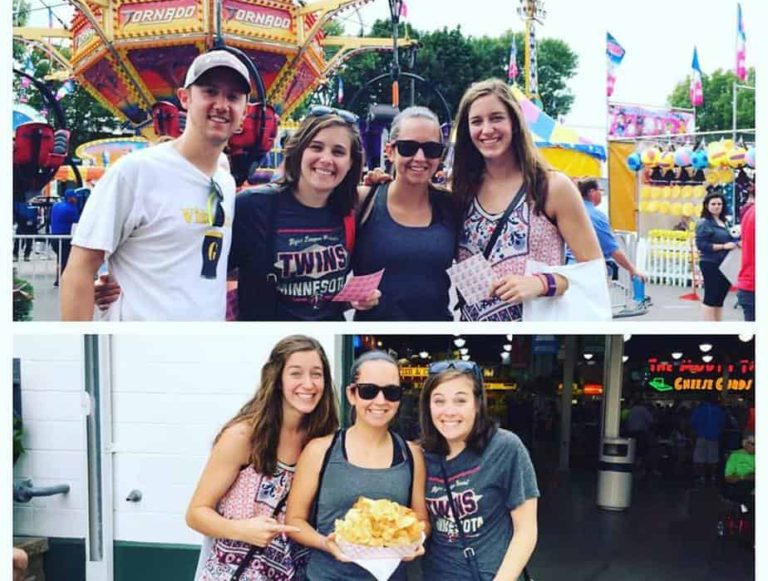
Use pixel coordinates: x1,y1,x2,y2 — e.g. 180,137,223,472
419,360,539,580
286,350,429,580
230,107,380,320
452,79,604,321
189,335,339,579
352,106,458,321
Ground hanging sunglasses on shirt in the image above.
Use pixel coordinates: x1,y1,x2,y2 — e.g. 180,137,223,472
353,383,403,402
307,105,359,125
394,140,444,159
201,178,225,279
428,359,484,386
207,178,225,227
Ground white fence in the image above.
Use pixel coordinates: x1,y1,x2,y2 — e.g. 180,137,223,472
643,230,701,288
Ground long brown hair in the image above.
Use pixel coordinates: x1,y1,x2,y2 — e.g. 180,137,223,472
451,78,551,217
418,369,496,456
278,115,363,216
216,335,339,475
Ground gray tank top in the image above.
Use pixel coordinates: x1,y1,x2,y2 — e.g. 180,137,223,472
306,430,413,580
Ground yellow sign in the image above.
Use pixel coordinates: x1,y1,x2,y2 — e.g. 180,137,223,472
673,377,753,391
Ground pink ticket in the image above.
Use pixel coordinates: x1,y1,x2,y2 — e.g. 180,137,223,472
447,254,494,305
332,269,385,302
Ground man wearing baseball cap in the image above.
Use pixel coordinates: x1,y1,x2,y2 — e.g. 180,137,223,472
61,51,250,320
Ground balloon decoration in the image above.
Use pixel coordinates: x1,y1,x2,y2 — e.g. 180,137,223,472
673,146,693,167
745,146,755,168
641,146,661,167
727,145,747,168
627,151,643,171
629,140,755,220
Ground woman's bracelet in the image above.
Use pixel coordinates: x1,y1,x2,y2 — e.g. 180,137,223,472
533,274,548,297
533,272,557,297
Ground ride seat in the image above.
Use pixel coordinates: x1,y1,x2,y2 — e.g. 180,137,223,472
228,103,278,154
14,122,54,166
152,101,183,137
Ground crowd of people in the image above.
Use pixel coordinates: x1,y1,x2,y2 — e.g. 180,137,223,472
57,51,611,322
188,335,539,580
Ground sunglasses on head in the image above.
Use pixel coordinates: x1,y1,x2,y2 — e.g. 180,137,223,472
353,383,402,402
428,360,483,385
207,178,225,227
307,105,359,125
393,140,444,159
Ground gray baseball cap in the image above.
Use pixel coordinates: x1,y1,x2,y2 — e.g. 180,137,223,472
184,51,251,94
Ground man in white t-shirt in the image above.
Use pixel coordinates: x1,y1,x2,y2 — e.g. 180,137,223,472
60,51,250,320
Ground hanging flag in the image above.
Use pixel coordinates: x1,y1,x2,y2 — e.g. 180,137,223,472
606,32,625,66
606,62,616,98
337,76,344,104
690,47,703,106
400,1,408,19
55,79,74,101
605,33,624,98
507,40,518,82
736,3,747,81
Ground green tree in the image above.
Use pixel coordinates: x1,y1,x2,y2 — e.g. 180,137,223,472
329,22,578,122
667,68,755,132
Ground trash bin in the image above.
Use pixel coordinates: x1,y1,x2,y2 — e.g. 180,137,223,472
597,437,635,511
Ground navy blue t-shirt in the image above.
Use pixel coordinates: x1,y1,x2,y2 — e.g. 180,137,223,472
273,194,349,321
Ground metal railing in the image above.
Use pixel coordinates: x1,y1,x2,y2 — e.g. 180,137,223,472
12,234,71,284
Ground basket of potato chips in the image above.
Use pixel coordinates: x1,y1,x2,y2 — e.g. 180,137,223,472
334,497,425,561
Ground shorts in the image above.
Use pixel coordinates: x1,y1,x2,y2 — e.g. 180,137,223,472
693,437,719,464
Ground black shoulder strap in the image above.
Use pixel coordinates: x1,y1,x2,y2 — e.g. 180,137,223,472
439,460,483,581
391,430,415,502
231,473,292,580
482,182,527,260
310,429,343,528
357,183,382,229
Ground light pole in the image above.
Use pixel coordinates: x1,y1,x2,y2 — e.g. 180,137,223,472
516,0,546,104
388,0,404,108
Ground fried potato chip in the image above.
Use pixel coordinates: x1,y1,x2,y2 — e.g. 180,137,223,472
334,497,425,548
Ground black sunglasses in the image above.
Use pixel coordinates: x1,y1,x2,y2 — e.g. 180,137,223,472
353,383,402,402
394,140,444,159
428,360,483,385
207,179,225,227
307,105,359,125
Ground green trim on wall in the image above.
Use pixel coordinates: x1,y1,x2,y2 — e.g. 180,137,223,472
114,541,199,581
43,537,85,581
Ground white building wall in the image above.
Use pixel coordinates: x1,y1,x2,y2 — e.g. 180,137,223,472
13,331,338,547
13,335,87,539
108,332,337,545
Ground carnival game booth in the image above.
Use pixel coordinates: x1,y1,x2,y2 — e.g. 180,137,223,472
511,86,606,178
608,131,755,289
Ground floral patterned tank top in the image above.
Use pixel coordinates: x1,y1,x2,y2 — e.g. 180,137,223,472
197,462,307,580
457,194,564,321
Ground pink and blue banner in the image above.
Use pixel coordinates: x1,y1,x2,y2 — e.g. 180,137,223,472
736,3,747,81
690,47,703,106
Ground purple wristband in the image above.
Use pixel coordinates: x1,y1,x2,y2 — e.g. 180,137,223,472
542,272,557,297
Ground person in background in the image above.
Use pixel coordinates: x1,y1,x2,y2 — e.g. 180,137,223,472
723,432,755,511
626,398,656,478
690,395,726,486
735,182,755,321
13,201,38,261
50,189,81,286
567,179,645,282
187,335,339,580
694,191,739,322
